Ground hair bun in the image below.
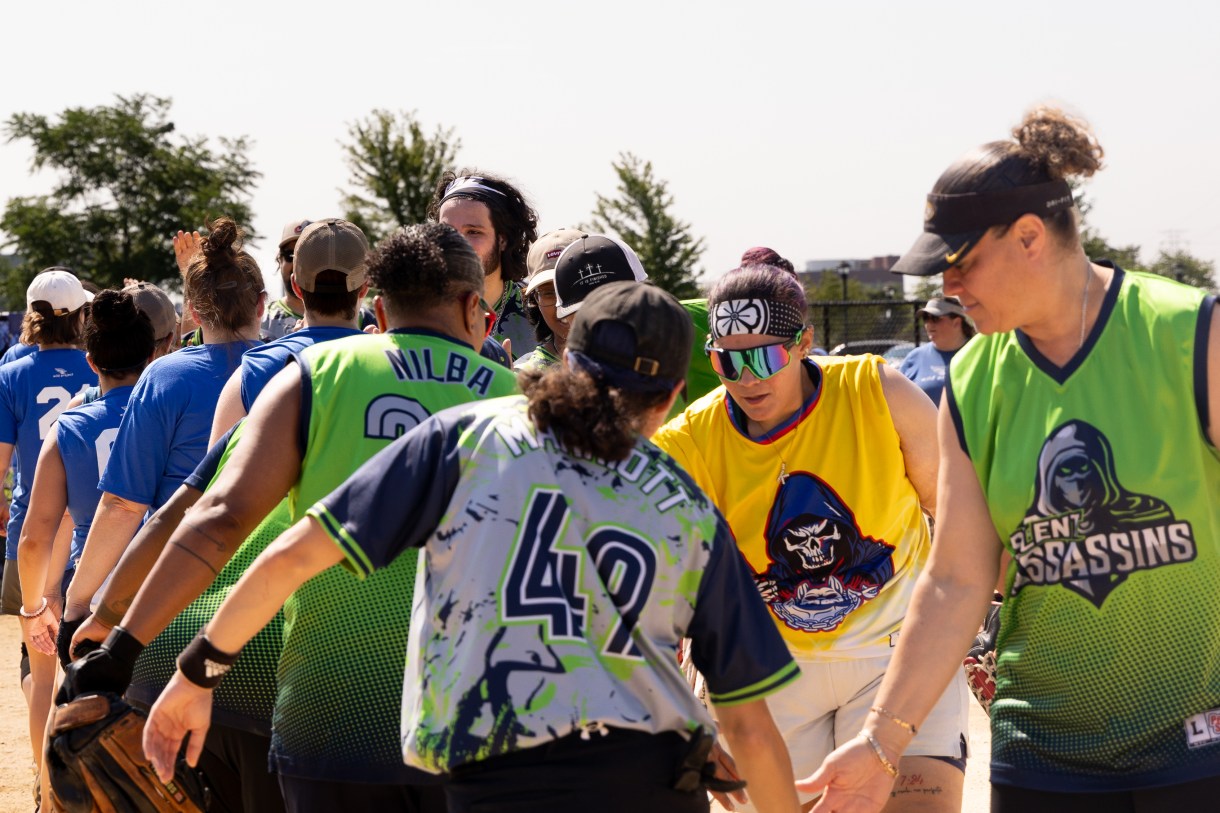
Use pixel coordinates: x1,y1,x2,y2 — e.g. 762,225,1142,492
1012,106,1104,181
89,289,141,330
201,217,244,264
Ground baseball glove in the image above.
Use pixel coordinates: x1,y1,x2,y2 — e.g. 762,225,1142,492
45,692,210,813
962,600,1001,716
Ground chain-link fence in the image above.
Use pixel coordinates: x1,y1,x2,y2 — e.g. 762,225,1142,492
809,300,925,355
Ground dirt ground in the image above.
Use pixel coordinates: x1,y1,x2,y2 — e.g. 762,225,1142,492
0,615,992,812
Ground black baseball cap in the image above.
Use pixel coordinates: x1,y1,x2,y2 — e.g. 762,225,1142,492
892,158,1075,278
566,282,690,393
553,234,648,319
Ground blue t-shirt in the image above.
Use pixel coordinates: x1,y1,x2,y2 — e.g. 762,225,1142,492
239,326,363,412
0,343,37,366
100,341,258,510
56,385,135,561
0,348,97,557
897,342,958,405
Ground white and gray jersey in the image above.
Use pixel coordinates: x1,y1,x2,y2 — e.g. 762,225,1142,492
309,394,798,774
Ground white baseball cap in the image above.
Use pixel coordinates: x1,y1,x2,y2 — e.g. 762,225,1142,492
27,268,93,316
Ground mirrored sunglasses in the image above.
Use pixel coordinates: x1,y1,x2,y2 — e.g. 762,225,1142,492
704,329,803,382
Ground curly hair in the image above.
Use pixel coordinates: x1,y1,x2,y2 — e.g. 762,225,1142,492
366,223,484,315
520,365,670,463
933,106,1104,247
86,289,155,376
426,169,539,283
184,217,264,334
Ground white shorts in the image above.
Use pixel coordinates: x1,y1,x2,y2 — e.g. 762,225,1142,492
718,653,970,809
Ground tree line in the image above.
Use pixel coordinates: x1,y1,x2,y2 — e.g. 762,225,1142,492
0,96,704,309
2,95,1214,310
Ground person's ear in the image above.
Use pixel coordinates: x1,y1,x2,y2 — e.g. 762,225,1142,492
85,352,99,376
1012,214,1046,258
798,327,815,354
290,275,306,301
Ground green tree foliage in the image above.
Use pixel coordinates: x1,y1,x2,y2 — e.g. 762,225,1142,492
1,94,258,306
1073,180,1214,290
590,153,705,299
339,110,460,243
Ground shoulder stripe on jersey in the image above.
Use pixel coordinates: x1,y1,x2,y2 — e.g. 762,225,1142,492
709,660,800,707
310,504,374,578
945,362,970,460
292,353,312,460
1195,294,1216,446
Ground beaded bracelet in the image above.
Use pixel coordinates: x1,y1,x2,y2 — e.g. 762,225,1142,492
18,597,48,619
870,705,918,735
861,731,899,777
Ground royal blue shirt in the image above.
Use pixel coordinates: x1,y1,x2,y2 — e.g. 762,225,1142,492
0,348,97,557
56,385,135,561
239,326,363,412
0,343,37,366
100,341,258,510
897,343,958,405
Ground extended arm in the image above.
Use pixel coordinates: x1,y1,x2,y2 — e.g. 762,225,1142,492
716,699,799,813
69,484,204,653
878,362,940,518
17,435,71,653
117,366,303,645
799,398,1003,813
143,514,342,779
64,492,148,620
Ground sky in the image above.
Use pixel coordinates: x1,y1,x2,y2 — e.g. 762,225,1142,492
3,1,1218,299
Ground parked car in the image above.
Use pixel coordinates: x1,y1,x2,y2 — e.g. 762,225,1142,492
828,340,916,365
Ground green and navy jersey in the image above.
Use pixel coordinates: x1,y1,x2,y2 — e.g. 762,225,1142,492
948,266,1220,791
129,422,287,736
489,281,537,362
271,329,517,782
310,394,799,775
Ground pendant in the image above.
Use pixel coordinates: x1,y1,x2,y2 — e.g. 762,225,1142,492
778,461,788,485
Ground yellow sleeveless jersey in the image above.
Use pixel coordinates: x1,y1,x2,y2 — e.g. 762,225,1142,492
653,356,929,659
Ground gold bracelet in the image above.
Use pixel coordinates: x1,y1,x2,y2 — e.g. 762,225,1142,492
861,731,899,777
870,705,918,735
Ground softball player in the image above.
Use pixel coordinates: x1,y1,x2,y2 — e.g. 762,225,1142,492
144,282,802,813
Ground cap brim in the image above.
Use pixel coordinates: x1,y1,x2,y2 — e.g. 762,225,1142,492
891,229,986,277
554,299,582,320
524,269,556,295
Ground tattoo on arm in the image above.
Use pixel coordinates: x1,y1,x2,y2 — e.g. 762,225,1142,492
182,519,230,554
170,540,220,577
95,597,132,628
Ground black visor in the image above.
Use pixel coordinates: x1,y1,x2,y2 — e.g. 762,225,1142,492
892,180,1074,277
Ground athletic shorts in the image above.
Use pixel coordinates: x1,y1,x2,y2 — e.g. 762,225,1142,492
1,557,20,615
991,773,1220,812
719,653,970,810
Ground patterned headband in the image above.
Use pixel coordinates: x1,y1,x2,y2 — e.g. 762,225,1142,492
440,176,507,206
709,298,805,339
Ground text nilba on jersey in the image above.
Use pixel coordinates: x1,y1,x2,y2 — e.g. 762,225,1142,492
1008,419,1196,607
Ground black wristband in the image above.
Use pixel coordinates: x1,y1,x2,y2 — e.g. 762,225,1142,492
177,634,239,689
102,626,146,666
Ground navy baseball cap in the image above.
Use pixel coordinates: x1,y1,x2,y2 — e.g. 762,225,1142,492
553,234,648,319
566,282,690,393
